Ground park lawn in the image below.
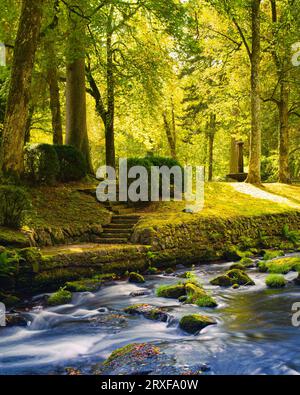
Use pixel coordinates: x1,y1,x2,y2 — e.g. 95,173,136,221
135,182,299,227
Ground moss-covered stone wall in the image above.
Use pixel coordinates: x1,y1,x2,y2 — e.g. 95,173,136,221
131,211,300,266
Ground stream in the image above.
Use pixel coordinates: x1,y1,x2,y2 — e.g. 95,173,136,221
0,255,300,375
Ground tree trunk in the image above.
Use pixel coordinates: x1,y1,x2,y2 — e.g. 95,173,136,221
278,82,291,183
105,5,116,169
246,0,262,185
66,58,93,172
24,105,34,144
163,112,177,159
47,53,63,145
207,113,216,182
0,0,44,179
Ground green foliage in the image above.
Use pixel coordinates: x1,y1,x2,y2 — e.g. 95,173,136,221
0,185,30,228
53,145,87,182
210,269,255,287
47,287,72,306
261,155,278,182
0,251,19,291
282,225,300,245
24,144,60,185
265,274,287,289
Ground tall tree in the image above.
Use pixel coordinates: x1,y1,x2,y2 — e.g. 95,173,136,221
0,0,44,179
65,0,93,173
246,0,262,184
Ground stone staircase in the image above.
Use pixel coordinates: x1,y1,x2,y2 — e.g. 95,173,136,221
94,214,141,244
78,186,141,245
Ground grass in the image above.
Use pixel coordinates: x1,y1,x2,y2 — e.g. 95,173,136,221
25,183,110,229
135,182,299,228
47,287,72,306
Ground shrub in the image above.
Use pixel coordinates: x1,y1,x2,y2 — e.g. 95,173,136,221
24,144,60,185
54,145,87,182
0,185,30,228
282,225,300,245
265,274,287,289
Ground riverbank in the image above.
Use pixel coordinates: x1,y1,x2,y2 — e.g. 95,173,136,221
0,182,299,299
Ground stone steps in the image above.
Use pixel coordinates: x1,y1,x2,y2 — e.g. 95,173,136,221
96,215,140,245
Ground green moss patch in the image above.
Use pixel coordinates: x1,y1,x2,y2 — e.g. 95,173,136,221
47,288,72,306
128,272,145,284
260,257,300,274
265,274,287,289
179,314,216,334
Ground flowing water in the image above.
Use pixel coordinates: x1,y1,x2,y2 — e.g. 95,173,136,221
0,256,300,375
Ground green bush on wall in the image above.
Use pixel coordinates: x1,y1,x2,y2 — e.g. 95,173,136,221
126,156,183,200
54,145,87,182
0,185,30,228
24,144,60,185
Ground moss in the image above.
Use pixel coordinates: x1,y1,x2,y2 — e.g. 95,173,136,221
17,247,42,273
124,304,169,322
128,272,145,284
266,257,300,274
232,284,240,289
47,288,72,306
265,274,287,289
257,261,268,273
222,246,242,262
0,227,30,248
195,295,218,308
239,257,254,267
65,278,102,292
263,250,284,261
210,269,255,287
179,314,216,334
156,283,186,299
103,343,160,366
165,267,175,274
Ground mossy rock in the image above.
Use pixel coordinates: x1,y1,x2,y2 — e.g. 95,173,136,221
128,272,145,284
47,288,72,306
210,269,255,287
165,267,175,274
147,267,158,274
265,274,287,289
65,279,102,292
257,261,268,273
179,314,216,334
185,282,218,307
232,284,240,289
263,250,284,261
239,257,255,268
156,283,186,299
18,247,42,273
124,303,169,322
222,246,242,262
195,295,218,307
0,227,30,248
265,257,300,274
103,343,160,367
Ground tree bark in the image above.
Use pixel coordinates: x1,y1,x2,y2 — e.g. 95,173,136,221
24,105,34,144
105,5,116,169
47,48,63,145
0,0,44,179
207,113,216,182
246,0,262,184
278,82,291,183
65,1,93,174
66,58,93,172
163,111,177,159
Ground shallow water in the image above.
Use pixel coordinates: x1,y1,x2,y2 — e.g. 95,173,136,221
0,256,300,375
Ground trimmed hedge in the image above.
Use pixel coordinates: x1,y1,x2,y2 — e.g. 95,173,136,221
54,145,87,182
